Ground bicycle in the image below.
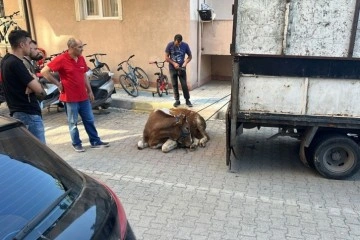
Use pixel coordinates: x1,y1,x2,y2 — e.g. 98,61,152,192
116,54,150,97
0,11,21,42
149,61,169,97
41,51,64,67
85,53,111,76
0,11,21,52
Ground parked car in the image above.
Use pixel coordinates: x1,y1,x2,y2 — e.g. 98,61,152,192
0,115,135,240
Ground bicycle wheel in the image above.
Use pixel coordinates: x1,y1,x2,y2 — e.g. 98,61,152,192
156,75,169,97
93,63,111,76
163,75,169,95
134,67,150,89
119,74,138,97
156,79,163,97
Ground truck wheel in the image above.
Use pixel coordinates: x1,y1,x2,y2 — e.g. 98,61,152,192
313,134,360,179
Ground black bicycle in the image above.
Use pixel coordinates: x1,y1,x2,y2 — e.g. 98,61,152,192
85,53,111,76
0,11,20,44
149,61,169,97
117,55,150,97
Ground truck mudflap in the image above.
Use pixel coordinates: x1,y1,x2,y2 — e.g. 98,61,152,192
226,104,231,167
299,127,318,167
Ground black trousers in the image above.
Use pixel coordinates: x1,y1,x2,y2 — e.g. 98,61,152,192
169,69,190,101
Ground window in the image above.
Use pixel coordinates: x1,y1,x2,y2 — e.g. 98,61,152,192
74,0,122,20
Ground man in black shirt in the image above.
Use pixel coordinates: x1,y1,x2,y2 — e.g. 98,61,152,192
1,30,47,143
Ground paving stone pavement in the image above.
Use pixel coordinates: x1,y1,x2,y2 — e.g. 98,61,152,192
1,82,360,239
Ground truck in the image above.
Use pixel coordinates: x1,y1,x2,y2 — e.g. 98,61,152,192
226,0,360,179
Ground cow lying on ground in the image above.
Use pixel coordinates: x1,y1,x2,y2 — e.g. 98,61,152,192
137,108,209,153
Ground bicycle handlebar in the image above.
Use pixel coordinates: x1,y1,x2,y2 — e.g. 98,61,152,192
117,55,136,71
149,60,166,68
149,61,166,64
85,53,107,58
44,51,65,61
2,11,20,19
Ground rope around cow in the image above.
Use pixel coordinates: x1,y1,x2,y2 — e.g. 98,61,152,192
195,94,231,121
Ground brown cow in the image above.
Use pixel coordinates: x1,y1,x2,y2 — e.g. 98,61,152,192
137,108,209,152
137,109,193,152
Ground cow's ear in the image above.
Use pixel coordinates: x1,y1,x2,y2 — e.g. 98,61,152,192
175,114,186,125
174,115,181,125
180,114,187,123
182,114,187,122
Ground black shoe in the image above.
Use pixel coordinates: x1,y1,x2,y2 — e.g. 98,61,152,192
186,100,193,107
73,144,85,152
173,100,180,107
91,141,110,149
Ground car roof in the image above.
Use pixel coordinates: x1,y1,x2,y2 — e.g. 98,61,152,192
0,114,24,132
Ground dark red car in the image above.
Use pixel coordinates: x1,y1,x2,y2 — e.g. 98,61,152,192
0,115,135,240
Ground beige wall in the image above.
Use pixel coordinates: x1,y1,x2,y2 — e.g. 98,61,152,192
2,0,233,89
3,0,193,86
200,20,232,55
35,0,192,87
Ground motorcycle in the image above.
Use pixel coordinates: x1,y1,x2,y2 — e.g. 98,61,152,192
0,56,115,112
38,72,64,112
39,69,115,112
87,68,116,111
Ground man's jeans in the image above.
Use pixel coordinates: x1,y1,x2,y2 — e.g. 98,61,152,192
64,100,101,146
169,69,190,101
12,112,46,144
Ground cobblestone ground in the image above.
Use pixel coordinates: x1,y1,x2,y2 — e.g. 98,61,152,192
2,106,360,240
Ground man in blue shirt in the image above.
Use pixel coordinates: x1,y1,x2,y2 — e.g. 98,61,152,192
165,34,193,107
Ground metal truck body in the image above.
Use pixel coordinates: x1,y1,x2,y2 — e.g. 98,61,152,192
227,0,360,179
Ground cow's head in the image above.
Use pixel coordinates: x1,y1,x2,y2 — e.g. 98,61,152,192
174,114,192,147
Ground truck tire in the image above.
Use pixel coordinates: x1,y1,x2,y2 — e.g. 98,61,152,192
313,133,360,179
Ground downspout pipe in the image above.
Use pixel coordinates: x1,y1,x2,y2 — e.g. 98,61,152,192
196,0,201,88
22,0,35,40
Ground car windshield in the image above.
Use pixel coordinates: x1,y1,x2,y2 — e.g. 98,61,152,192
0,124,82,240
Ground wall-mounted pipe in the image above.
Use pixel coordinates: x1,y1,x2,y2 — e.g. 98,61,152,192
22,0,36,39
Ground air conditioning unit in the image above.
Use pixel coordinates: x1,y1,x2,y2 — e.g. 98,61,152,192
198,9,213,21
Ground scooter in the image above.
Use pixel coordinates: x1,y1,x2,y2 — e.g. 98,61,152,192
38,72,64,112
87,68,115,111
39,69,115,112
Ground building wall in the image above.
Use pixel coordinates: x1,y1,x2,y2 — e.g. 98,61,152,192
2,0,233,89
201,20,233,55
